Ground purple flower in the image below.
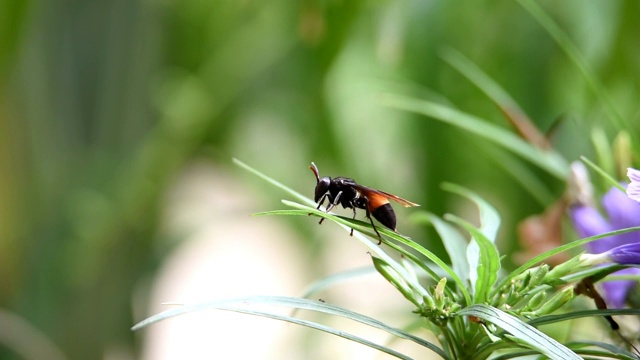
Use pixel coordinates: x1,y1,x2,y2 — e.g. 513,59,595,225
570,186,640,308
607,242,640,265
581,242,640,265
627,168,640,203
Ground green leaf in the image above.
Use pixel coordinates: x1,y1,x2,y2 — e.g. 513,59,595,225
412,212,470,287
566,341,639,360
372,256,422,307
441,184,501,304
456,304,581,360
282,200,473,306
440,47,527,120
132,296,450,360
381,94,568,179
516,0,632,139
233,158,315,206
478,144,555,206
559,264,626,284
239,159,471,305
299,266,378,300
271,201,438,303
580,155,626,192
491,226,640,296
528,308,640,327
446,214,500,305
442,183,500,242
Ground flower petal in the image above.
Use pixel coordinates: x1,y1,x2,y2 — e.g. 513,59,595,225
627,182,640,203
607,242,640,265
569,205,613,254
627,168,640,203
628,167,640,183
601,268,640,308
602,186,640,248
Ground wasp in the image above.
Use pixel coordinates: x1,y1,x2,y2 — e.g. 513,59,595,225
309,162,419,243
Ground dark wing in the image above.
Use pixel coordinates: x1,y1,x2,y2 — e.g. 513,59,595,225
351,184,420,208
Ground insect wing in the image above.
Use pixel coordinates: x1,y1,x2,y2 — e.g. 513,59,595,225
351,184,420,208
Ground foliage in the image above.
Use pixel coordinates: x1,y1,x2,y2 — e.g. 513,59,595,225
2,0,640,359
134,160,640,359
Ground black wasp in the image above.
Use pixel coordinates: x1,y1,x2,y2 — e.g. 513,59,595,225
309,162,419,243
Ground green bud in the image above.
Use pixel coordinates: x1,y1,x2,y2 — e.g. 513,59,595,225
448,303,461,314
422,294,436,309
493,291,508,308
434,277,447,310
514,269,532,288
522,291,547,312
524,265,550,290
534,287,574,315
502,283,520,307
543,255,585,284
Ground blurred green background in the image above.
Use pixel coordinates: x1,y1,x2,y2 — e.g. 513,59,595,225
1,0,638,358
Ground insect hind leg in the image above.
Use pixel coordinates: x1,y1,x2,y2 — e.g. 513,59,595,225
362,196,383,244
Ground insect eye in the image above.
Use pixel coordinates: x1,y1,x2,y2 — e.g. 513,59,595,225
314,177,331,202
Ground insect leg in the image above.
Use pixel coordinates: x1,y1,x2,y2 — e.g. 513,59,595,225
349,205,357,236
362,196,383,244
319,191,343,225
311,193,328,216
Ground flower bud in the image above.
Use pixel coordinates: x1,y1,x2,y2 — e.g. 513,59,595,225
522,291,547,312
581,242,640,265
543,255,585,283
534,287,574,315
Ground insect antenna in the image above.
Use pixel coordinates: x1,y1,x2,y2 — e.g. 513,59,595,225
309,162,320,183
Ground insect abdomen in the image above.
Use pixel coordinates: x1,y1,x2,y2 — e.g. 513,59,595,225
371,203,396,231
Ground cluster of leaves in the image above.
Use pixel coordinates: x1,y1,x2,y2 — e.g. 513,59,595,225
133,159,640,360
132,2,640,358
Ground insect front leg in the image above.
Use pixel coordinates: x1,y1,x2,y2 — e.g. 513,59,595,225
319,191,343,225
311,193,328,215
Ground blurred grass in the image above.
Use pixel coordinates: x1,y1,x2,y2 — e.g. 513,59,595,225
0,0,639,358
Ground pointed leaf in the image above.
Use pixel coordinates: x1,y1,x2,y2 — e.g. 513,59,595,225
456,304,581,360
282,200,473,306
233,158,315,206
132,296,450,359
413,212,470,286
441,184,501,303
382,95,568,179
446,215,500,304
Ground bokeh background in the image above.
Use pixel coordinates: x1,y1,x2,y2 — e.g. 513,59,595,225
1,0,638,359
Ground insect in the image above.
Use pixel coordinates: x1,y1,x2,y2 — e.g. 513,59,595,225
309,162,419,243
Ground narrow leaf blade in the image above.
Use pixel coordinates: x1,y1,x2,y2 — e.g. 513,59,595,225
456,304,581,360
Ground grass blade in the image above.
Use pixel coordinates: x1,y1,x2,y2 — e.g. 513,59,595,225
412,212,470,287
132,295,450,359
580,155,626,192
492,226,640,296
382,94,568,179
517,0,631,139
456,304,581,360
233,158,315,206
282,200,473,306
